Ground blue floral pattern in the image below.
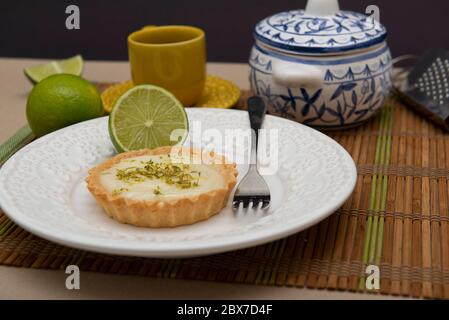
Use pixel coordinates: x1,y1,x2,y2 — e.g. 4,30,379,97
255,10,387,53
249,46,392,129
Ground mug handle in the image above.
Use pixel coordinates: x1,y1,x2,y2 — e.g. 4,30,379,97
272,60,323,88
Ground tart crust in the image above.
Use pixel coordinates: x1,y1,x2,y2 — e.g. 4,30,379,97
86,147,238,228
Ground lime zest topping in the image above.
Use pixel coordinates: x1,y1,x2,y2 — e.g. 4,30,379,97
112,188,129,196
153,186,163,196
115,160,201,190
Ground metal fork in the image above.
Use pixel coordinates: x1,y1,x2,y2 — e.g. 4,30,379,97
232,96,271,211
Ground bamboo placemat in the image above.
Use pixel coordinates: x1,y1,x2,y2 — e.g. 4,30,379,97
1,84,449,299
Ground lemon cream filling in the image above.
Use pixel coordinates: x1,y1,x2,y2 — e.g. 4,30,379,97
100,154,225,200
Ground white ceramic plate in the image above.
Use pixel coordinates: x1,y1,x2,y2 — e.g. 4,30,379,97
0,109,356,258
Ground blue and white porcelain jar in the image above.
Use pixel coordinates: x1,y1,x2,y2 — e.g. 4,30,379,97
249,0,392,129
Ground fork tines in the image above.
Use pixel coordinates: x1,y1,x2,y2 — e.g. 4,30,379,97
232,195,271,210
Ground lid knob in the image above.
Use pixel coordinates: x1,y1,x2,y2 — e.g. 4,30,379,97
305,0,340,16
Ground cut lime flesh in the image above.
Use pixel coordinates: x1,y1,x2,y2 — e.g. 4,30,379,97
24,55,83,84
109,85,189,153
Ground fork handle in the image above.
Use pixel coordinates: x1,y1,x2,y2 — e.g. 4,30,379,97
248,96,267,132
247,96,268,168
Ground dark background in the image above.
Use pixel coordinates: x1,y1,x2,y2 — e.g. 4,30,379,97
0,0,447,62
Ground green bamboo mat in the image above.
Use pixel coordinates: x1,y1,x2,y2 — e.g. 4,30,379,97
1,86,449,299
0,126,34,167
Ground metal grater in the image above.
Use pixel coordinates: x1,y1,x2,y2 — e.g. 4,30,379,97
393,49,449,131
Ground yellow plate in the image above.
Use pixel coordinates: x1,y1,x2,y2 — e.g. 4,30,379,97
101,75,240,113
101,81,134,113
195,75,241,109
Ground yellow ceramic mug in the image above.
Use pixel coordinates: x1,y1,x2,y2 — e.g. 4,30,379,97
128,25,206,106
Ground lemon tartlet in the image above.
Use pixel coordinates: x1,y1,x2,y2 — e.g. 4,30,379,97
86,147,237,228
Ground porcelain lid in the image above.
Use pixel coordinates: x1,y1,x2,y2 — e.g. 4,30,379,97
254,9,387,54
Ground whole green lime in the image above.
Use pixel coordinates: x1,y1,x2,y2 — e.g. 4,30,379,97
26,74,103,137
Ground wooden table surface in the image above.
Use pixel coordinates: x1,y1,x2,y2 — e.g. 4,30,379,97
0,57,405,300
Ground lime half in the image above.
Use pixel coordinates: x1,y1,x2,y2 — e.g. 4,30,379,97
24,55,83,84
109,85,189,153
